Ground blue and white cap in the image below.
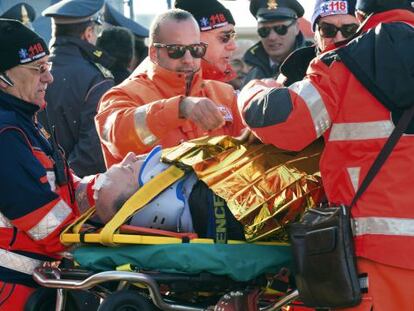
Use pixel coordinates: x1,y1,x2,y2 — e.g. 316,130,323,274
311,0,356,30
42,0,104,25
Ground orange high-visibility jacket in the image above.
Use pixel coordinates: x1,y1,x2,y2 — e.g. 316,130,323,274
96,58,244,167
238,10,414,270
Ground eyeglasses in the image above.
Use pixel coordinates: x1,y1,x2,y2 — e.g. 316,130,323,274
20,62,52,74
218,31,237,44
153,42,208,59
257,20,296,38
318,22,359,39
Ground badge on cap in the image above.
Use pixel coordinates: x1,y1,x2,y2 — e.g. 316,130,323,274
267,0,279,10
320,1,349,16
21,5,30,26
18,43,46,64
199,13,229,31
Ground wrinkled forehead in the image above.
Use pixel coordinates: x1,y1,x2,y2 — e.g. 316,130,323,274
318,13,358,25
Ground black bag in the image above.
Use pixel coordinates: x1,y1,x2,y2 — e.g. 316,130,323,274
289,205,360,308
289,103,414,308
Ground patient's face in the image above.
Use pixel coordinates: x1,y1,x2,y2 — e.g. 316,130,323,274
95,152,144,223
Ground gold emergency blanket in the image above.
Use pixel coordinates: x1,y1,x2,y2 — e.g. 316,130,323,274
162,136,324,242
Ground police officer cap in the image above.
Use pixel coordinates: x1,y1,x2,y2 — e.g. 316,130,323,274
311,0,356,30
0,3,36,24
356,0,412,14
42,0,104,25
250,0,304,22
104,3,148,38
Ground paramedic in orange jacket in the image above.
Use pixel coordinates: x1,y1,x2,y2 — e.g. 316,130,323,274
96,9,244,167
174,0,238,83
238,0,414,309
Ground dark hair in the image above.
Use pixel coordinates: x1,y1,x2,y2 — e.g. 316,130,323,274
133,37,148,66
97,26,134,69
356,0,413,14
53,21,94,38
149,9,195,44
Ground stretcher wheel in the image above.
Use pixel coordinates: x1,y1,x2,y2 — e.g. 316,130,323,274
24,288,78,311
97,290,158,311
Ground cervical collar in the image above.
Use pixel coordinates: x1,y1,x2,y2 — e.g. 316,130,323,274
130,146,195,232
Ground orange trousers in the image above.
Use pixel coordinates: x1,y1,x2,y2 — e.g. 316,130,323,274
0,282,35,311
339,257,414,311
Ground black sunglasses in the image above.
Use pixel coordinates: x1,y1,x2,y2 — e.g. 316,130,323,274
257,20,296,38
318,22,359,39
218,31,237,44
153,42,208,59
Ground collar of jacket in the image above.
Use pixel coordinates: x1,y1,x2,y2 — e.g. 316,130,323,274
50,36,115,69
243,31,309,70
201,58,237,83
0,90,39,119
362,9,414,32
133,57,204,96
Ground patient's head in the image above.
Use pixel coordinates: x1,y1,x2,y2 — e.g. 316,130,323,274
95,152,144,223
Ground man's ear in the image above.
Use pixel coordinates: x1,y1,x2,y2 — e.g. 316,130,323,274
0,72,14,88
81,25,95,44
293,22,300,36
149,45,157,62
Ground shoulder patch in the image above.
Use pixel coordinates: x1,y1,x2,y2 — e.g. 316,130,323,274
93,63,114,79
320,51,341,67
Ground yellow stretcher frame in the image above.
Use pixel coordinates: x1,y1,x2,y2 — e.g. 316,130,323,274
61,164,287,247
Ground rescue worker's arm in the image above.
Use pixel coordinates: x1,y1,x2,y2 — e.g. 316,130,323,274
202,81,245,137
238,60,340,151
67,77,114,177
96,85,191,158
0,130,79,254
179,96,226,131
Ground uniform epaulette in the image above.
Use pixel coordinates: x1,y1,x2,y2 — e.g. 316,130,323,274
93,63,114,79
320,51,341,67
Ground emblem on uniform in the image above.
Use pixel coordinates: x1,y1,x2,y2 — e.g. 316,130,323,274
267,0,278,10
94,63,114,79
93,50,103,58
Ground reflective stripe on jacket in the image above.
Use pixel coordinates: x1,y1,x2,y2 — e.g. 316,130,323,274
238,9,414,270
0,91,94,286
96,57,244,167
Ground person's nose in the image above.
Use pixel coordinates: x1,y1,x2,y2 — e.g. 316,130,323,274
42,70,54,84
181,49,194,63
226,39,237,51
333,30,346,42
267,29,279,40
121,152,137,165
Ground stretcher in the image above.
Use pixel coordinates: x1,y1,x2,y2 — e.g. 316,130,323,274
33,138,322,310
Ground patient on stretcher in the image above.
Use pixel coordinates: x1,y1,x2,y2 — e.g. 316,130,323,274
94,137,323,242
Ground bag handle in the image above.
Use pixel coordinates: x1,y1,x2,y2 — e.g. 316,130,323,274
350,105,414,207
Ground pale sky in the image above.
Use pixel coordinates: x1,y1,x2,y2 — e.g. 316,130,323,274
134,0,316,28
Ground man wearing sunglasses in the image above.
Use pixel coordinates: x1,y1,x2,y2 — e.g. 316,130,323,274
38,0,115,178
239,0,414,309
278,0,359,86
174,0,237,84
96,9,244,167
242,0,312,87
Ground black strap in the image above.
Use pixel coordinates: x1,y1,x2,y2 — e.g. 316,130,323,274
350,104,414,207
